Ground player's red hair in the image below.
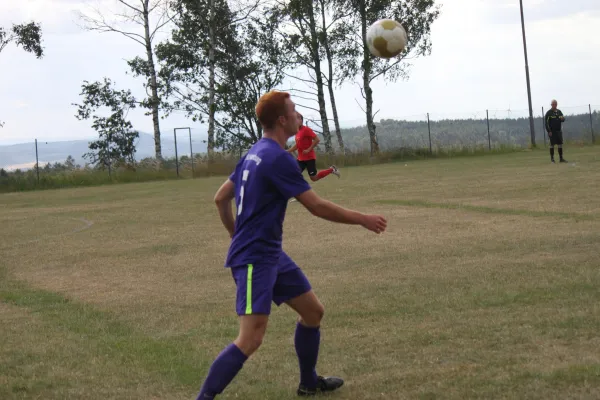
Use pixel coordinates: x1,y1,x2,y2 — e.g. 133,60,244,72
255,90,290,129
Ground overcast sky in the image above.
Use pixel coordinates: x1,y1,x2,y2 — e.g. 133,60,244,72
1,0,599,145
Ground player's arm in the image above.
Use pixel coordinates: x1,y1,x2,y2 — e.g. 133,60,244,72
306,135,320,153
545,110,551,132
287,143,298,153
559,110,566,121
296,189,387,234
214,178,236,238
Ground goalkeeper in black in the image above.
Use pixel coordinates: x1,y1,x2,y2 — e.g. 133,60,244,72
545,99,568,163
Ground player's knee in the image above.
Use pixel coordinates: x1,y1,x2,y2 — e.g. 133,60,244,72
236,330,265,355
300,303,325,327
315,304,325,323
309,175,319,182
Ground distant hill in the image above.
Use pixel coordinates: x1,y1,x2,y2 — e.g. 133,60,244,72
337,112,598,152
2,112,597,170
0,132,208,170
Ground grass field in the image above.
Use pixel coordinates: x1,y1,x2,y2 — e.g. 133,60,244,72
1,147,600,399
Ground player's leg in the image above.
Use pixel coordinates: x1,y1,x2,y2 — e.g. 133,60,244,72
286,291,344,396
557,131,567,162
307,160,340,182
196,265,276,399
549,133,556,162
272,254,344,396
298,160,307,174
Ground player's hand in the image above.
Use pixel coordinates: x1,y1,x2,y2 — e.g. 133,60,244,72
361,214,387,234
559,116,565,121
303,149,311,154
548,131,552,137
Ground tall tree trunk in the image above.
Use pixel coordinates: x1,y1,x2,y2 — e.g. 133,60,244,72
319,0,345,154
360,3,379,155
143,1,162,162
307,0,333,154
207,0,216,161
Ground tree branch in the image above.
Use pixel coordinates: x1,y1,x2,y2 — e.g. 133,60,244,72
369,58,404,82
280,87,318,96
295,102,322,113
354,98,365,113
117,0,143,14
283,71,317,85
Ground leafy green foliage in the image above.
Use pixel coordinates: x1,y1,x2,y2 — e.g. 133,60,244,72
157,0,288,152
336,0,440,83
73,78,139,168
0,21,44,58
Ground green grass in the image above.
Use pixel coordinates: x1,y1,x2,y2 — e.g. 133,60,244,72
1,147,600,399
375,199,596,221
1,144,535,193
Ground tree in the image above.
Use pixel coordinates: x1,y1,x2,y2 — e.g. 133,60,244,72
73,78,139,169
337,0,440,155
0,22,44,58
79,0,171,162
317,0,353,153
157,0,284,153
0,21,43,128
64,155,79,170
276,0,334,154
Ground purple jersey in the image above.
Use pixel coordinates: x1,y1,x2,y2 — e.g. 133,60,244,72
225,138,311,268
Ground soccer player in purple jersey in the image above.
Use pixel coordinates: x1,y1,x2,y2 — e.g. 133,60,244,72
195,90,387,399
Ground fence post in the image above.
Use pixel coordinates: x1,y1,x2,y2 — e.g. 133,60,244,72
541,107,546,147
427,113,432,154
173,129,179,178
486,110,491,150
590,104,595,144
34,139,40,183
107,139,112,179
188,128,194,178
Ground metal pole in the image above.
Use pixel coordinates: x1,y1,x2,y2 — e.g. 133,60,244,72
427,113,432,154
35,139,40,183
486,110,491,150
542,107,546,147
589,104,595,144
188,128,194,177
107,139,112,179
174,129,179,178
519,0,536,147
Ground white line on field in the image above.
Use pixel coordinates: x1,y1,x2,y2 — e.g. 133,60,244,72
0,217,94,250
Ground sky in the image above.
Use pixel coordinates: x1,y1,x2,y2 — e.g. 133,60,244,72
0,0,599,145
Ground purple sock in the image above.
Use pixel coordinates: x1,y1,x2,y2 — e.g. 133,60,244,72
196,343,248,400
294,322,320,389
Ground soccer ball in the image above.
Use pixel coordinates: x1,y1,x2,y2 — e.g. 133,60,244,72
366,19,407,59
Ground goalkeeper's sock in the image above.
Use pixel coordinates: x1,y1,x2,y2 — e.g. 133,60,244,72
550,147,555,160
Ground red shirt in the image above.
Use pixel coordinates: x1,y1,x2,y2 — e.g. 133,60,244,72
295,126,317,161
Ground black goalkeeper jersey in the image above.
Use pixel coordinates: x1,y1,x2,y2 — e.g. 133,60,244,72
545,109,565,132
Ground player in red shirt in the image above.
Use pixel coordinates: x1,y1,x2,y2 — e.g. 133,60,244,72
287,113,340,181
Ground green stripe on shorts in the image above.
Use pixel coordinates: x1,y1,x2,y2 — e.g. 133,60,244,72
245,264,254,315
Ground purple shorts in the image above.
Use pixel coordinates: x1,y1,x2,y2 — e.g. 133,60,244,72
230,252,312,315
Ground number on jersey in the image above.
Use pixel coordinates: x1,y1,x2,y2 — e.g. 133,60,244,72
237,169,250,216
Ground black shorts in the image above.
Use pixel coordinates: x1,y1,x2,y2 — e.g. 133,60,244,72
549,130,563,146
298,159,317,176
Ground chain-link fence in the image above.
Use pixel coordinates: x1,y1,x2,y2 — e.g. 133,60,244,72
332,104,598,155
1,104,598,181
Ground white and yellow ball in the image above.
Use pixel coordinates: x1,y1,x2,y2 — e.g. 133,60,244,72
366,19,407,59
